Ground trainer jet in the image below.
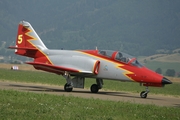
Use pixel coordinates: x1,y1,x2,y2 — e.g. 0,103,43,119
9,21,172,98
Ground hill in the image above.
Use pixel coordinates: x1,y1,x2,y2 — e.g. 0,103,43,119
0,0,180,57
138,51,180,76
139,53,180,63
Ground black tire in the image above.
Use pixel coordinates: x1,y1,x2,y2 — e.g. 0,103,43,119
90,84,99,93
64,83,73,92
140,91,147,98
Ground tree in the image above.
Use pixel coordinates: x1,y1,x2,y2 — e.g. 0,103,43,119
155,68,162,74
165,69,176,77
144,59,147,63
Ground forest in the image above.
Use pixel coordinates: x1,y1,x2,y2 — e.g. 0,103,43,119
0,0,180,58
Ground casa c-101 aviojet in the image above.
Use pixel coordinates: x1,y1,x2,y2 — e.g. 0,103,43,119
9,21,172,98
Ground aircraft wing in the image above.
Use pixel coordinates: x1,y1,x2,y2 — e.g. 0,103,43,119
26,62,96,75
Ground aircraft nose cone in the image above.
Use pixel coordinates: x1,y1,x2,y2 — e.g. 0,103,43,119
162,77,172,85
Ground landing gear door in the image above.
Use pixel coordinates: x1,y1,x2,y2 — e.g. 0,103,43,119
72,77,85,88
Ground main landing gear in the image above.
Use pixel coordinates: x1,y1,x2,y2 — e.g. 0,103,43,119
63,71,103,93
90,78,103,93
64,83,73,92
63,72,73,92
140,86,149,98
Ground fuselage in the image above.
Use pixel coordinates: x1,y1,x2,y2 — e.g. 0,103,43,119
36,49,170,86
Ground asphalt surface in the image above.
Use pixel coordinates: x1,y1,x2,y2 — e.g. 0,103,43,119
0,81,179,108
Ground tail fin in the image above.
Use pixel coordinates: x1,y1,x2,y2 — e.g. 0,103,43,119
9,21,47,58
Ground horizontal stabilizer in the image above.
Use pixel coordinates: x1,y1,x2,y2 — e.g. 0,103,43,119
9,46,38,51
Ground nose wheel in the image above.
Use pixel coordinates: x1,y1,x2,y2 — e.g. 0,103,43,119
140,86,149,98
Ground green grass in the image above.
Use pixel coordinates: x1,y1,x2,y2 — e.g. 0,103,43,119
0,68,180,96
0,69,64,85
0,89,180,120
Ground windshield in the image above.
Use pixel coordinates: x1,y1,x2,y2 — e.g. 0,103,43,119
131,59,143,67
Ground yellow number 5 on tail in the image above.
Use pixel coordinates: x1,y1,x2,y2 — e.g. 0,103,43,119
18,34,23,44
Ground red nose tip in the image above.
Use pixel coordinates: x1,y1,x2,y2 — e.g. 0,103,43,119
162,77,172,85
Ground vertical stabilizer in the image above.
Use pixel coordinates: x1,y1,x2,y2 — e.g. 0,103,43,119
9,21,48,58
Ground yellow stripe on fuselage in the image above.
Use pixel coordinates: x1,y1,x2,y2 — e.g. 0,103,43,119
77,51,134,81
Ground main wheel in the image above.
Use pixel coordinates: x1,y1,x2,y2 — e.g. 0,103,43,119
90,84,99,93
64,83,73,92
140,91,147,98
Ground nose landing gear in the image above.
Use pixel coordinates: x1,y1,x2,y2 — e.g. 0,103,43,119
140,86,149,98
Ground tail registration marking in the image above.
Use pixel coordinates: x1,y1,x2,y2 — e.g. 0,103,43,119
18,34,23,44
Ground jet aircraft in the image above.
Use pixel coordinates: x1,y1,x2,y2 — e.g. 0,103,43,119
9,21,172,98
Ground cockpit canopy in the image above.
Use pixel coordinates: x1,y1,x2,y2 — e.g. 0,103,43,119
115,51,134,63
99,50,143,67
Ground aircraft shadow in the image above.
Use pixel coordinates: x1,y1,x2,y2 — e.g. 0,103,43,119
174,104,180,108
8,84,161,100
